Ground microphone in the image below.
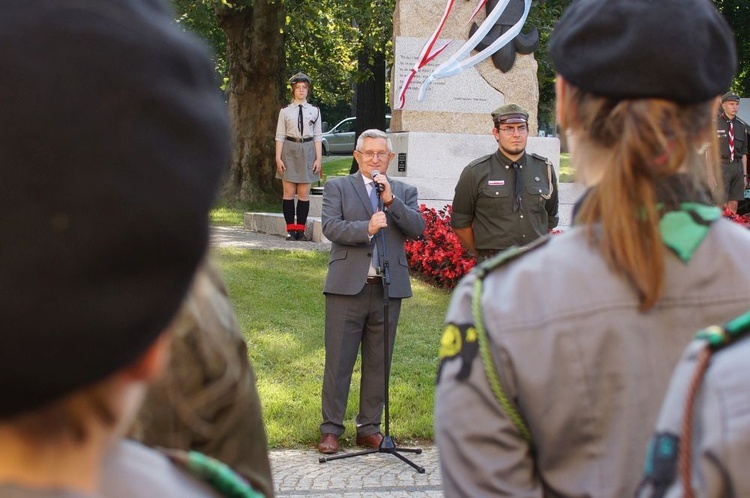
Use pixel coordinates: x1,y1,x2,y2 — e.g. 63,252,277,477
372,170,385,193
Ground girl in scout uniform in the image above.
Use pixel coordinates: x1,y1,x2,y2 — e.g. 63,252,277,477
434,1,750,497
275,72,322,241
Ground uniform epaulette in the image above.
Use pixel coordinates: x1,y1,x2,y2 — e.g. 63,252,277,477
465,153,494,170
694,308,750,351
530,152,552,167
472,235,551,280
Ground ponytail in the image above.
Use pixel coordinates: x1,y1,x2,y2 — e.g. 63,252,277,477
562,83,718,310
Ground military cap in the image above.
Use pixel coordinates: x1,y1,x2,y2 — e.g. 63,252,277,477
549,0,736,103
0,0,229,418
722,92,740,103
289,72,312,86
491,103,529,124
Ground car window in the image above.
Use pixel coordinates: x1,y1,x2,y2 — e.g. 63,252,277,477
337,119,354,133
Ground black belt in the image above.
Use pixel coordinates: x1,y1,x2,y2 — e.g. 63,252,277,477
366,276,382,285
476,249,500,259
286,136,313,143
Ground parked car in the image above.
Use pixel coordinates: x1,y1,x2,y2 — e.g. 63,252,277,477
321,115,391,155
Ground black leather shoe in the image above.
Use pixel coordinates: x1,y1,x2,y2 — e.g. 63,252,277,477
295,230,307,241
286,231,296,241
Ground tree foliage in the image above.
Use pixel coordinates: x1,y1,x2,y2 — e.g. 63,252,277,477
168,0,750,202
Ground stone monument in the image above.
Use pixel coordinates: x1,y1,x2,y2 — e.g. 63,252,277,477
385,0,561,212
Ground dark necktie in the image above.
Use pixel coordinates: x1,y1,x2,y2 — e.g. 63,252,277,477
729,120,735,162
369,184,379,267
298,104,303,135
512,162,522,212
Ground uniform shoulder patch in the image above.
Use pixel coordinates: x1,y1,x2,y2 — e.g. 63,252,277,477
437,323,479,383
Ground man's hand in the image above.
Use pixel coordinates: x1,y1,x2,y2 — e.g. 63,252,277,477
373,174,393,203
368,211,387,235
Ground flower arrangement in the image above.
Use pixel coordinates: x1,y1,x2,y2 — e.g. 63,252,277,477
722,208,750,227
405,204,475,290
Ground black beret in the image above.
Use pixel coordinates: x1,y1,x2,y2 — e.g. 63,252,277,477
0,0,230,418
491,103,529,124
549,0,737,103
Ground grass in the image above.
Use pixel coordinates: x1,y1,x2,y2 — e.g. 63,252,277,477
211,247,452,448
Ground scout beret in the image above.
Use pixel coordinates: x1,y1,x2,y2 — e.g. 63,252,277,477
549,0,737,103
0,0,230,418
722,92,741,103
491,103,529,124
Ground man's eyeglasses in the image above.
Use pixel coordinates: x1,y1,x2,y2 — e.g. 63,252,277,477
497,125,528,136
356,151,390,160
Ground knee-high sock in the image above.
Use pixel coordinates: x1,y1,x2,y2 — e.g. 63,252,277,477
282,199,295,226
296,200,310,227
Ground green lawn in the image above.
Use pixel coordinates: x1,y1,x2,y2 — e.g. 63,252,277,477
212,247,451,448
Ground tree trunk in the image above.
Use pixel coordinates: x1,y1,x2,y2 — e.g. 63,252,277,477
217,1,284,203
349,50,388,174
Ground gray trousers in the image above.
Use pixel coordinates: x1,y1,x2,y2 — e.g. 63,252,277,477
320,284,401,437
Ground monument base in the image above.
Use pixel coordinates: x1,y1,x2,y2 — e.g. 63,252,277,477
387,131,560,202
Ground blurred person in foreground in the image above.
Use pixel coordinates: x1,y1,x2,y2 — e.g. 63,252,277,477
0,0,264,497
434,0,750,496
638,309,750,497
126,261,274,498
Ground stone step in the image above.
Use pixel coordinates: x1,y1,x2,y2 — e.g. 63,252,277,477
244,212,328,243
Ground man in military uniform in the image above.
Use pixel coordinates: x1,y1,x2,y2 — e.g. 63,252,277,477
711,92,747,213
451,103,559,262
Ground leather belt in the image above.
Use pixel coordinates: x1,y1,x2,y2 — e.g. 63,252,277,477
476,249,500,259
286,136,313,143
366,276,382,285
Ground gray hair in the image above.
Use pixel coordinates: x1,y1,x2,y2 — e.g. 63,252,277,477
355,129,393,152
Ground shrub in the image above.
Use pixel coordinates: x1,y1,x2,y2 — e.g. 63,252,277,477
405,204,474,290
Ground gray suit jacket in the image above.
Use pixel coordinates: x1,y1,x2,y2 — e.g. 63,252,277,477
322,171,425,298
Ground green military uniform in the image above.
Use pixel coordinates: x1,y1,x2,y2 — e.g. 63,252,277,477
451,150,558,259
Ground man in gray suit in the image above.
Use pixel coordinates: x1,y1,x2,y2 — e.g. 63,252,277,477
318,129,425,454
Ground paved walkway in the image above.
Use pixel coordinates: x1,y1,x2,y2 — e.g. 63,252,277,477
211,226,444,497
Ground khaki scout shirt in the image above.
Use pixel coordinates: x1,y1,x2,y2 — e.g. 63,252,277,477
275,101,322,142
435,219,750,497
451,150,558,252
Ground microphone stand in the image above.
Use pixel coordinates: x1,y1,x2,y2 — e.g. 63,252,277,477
319,186,425,473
